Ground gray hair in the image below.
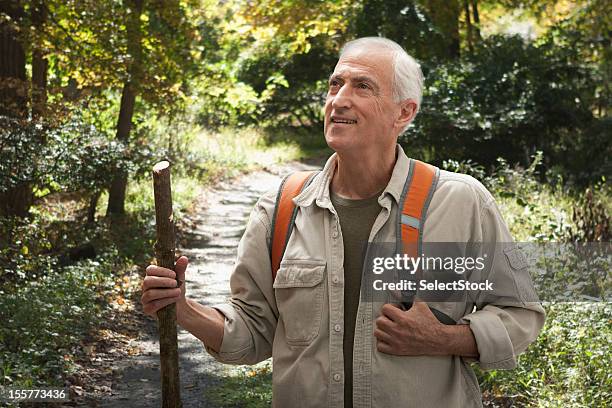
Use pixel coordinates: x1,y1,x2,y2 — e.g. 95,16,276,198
340,37,424,130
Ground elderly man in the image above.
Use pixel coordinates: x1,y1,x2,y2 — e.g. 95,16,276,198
142,37,545,407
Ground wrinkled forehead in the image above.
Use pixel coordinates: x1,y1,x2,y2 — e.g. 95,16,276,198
332,47,394,86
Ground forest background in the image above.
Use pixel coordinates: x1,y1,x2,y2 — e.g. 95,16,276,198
0,0,610,406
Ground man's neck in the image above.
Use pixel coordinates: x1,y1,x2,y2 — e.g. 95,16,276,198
330,146,397,199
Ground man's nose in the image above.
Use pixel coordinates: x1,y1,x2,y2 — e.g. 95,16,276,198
331,84,353,110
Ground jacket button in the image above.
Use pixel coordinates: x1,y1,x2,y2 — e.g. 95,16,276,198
333,373,341,382
334,324,342,332
332,276,339,284
332,229,339,238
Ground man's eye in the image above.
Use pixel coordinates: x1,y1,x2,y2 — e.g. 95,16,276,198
329,81,339,87
358,83,370,90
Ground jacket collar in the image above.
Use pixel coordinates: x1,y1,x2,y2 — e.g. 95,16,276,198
293,144,412,209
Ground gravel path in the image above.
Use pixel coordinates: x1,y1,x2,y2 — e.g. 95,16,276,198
100,159,323,408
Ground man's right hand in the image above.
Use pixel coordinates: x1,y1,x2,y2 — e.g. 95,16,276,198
141,255,189,317
141,255,225,352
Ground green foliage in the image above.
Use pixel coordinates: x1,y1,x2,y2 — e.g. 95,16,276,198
1,1,610,404
194,71,263,128
186,0,610,188
443,151,611,245
42,0,204,113
0,255,122,387
478,303,612,407
0,200,156,389
0,215,57,283
235,35,337,129
0,113,153,196
406,31,609,186
350,0,451,61
208,361,273,408
190,0,345,130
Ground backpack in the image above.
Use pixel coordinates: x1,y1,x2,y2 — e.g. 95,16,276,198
269,160,457,325
270,160,439,279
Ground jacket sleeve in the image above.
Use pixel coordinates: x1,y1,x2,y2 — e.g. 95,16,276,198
459,198,545,370
205,190,278,365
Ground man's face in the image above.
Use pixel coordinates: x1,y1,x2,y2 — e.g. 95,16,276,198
324,47,402,154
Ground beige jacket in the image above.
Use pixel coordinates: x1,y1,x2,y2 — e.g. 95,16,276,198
207,145,545,408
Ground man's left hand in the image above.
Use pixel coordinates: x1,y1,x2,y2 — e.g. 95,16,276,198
374,301,446,356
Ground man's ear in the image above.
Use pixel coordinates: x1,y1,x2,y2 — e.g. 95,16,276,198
395,99,418,131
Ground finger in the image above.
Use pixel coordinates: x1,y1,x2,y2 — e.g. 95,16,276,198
143,276,180,290
375,315,396,332
373,328,393,344
144,295,181,316
175,256,188,287
381,303,405,322
376,340,393,354
145,264,176,279
141,288,182,304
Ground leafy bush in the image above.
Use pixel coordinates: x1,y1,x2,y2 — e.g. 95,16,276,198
234,35,336,129
0,215,57,283
443,152,575,242
349,0,450,62
478,303,612,407
569,185,611,242
0,114,153,198
194,71,263,129
405,32,609,186
0,255,122,387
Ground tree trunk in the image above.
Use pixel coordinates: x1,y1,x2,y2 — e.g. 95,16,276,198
0,1,32,218
464,0,473,53
425,0,461,59
87,190,101,223
471,0,481,41
31,0,48,119
106,0,144,216
106,82,137,216
0,1,27,117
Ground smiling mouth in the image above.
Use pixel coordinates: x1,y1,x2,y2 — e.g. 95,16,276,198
331,118,357,124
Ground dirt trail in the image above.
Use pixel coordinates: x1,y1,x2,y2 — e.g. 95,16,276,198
99,159,323,408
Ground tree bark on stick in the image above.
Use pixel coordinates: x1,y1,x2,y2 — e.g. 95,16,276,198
152,161,182,408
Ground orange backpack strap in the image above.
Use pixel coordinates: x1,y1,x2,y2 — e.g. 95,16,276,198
270,171,318,280
400,160,456,324
398,159,440,258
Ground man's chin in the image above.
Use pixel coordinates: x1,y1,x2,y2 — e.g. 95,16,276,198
324,132,358,152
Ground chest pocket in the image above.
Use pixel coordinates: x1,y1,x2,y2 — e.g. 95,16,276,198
273,260,326,346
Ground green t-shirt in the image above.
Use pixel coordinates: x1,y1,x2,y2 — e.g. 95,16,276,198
330,190,382,408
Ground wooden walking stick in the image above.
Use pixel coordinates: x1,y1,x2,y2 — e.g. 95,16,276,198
152,161,182,408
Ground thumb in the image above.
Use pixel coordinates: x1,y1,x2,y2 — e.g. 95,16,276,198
175,256,188,286
411,298,433,315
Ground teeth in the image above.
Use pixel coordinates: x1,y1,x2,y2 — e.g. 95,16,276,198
332,119,356,124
